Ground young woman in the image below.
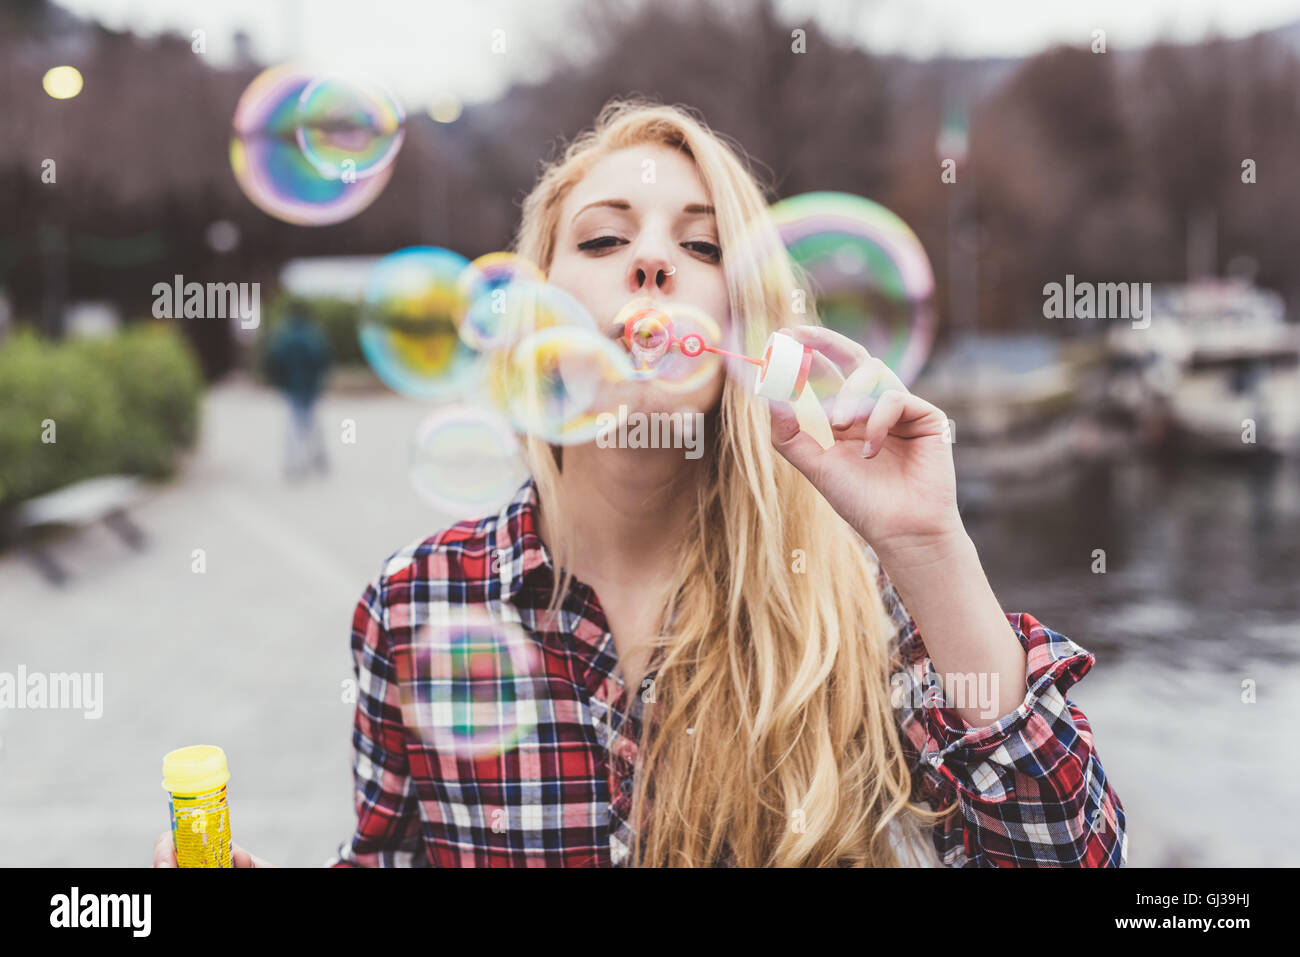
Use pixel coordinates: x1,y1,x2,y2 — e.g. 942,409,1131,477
153,98,1126,868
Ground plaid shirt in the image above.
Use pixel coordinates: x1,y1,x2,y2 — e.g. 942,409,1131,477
327,478,1127,868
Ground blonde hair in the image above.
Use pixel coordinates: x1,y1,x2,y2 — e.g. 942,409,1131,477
510,97,955,866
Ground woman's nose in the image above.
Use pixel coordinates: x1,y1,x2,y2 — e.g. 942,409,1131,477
629,254,676,294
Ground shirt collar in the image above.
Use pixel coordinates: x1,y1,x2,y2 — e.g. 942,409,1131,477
493,477,556,606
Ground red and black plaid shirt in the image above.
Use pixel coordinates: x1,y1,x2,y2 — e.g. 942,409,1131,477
327,478,1127,867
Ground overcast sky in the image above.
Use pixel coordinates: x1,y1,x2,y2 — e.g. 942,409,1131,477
54,0,1300,107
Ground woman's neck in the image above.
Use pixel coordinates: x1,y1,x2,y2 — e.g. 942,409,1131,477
541,443,701,589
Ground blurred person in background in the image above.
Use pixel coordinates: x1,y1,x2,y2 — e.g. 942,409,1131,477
265,308,331,479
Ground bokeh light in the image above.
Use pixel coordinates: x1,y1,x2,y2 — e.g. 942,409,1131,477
359,246,481,399
397,611,543,760
408,405,528,519
204,219,240,254
42,65,83,99
427,93,463,124
230,64,396,225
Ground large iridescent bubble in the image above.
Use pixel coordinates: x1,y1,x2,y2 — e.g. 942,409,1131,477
490,325,633,445
456,252,546,351
732,191,936,388
359,246,481,399
397,610,544,760
295,74,405,182
230,65,401,226
481,279,599,352
408,404,528,519
476,279,629,444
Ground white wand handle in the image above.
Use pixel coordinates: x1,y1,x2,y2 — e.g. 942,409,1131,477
753,331,835,450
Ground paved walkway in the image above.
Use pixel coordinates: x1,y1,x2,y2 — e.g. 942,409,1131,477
0,378,481,866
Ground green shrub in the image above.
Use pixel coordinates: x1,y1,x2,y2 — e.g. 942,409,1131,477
74,325,204,475
0,324,203,509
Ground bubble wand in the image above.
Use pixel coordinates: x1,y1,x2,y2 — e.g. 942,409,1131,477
624,309,837,450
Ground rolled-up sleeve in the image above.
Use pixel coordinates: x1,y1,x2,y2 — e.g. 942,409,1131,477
326,573,430,867
877,557,1128,868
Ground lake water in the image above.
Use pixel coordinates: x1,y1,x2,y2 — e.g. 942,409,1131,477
959,453,1300,866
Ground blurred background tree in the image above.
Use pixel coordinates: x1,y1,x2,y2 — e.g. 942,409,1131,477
3,0,1300,377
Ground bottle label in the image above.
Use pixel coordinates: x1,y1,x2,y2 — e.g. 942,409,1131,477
168,785,233,868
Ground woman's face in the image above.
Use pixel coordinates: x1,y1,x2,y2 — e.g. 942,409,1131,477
546,143,730,418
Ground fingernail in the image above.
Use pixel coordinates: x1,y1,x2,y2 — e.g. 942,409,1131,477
861,440,872,458
158,861,170,868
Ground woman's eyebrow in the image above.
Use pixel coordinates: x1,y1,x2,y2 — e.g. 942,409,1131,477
571,199,631,223
570,199,716,223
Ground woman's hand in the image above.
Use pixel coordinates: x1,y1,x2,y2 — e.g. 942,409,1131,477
152,830,273,868
767,326,964,563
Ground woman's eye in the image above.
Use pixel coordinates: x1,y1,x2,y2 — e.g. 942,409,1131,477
577,235,626,253
683,241,722,263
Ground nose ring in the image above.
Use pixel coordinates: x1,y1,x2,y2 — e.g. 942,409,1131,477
662,265,676,277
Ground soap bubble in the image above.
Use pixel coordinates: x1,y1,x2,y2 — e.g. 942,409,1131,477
408,405,527,520
481,279,599,351
619,299,673,371
397,610,543,760
456,252,546,351
295,74,405,181
614,298,725,396
732,191,936,388
359,246,481,399
647,304,723,395
489,325,633,445
630,315,671,363
230,65,397,226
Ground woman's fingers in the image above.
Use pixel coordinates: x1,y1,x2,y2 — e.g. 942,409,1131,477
768,398,827,480
861,389,949,456
860,389,907,456
232,842,273,868
828,357,908,430
829,361,884,430
777,327,907,417
779,325,870,377
769,326,948,465
152,830,176,868
806,347,845,390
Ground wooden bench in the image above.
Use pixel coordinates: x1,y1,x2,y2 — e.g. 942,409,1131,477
8,475,147,584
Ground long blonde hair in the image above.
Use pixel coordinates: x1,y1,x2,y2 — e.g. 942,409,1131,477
511,97,955,866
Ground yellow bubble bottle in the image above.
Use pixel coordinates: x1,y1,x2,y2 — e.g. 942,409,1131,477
161,745,233,868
